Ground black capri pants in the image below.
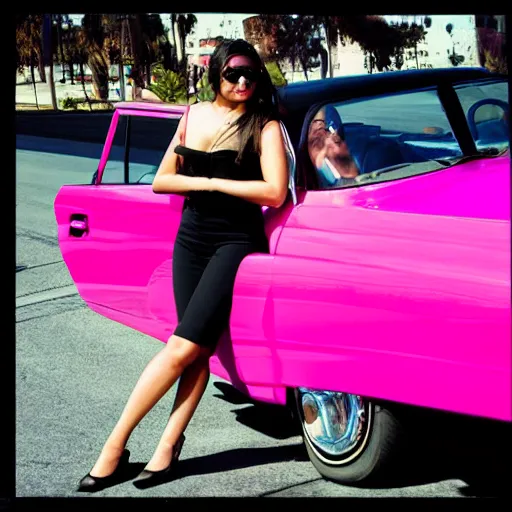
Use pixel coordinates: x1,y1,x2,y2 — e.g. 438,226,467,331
172,236,264,350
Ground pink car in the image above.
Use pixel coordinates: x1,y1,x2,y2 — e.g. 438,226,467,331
54,67,510,485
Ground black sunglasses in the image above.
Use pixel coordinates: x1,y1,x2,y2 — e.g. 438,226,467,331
222,66,260,85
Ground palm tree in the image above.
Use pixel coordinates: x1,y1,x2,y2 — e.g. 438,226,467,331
313,16,338,78
63,21,93,109
16,15,38,108
138,14,168,86
16,14,47,108
77,14,113,100
176,14,197,73
170,14,179,70
42,14,58,110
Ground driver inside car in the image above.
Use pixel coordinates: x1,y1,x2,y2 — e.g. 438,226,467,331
307,105,360,188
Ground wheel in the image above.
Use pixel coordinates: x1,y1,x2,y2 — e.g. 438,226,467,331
294,387,404,485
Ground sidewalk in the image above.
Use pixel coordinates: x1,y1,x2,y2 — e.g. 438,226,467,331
16,77,124,108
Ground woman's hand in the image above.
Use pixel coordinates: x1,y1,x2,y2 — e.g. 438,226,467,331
208,120,289,208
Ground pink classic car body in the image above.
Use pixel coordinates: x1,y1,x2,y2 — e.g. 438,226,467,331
54,68,510,443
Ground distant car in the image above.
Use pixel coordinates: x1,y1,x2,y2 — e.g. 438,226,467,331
54,67,510,485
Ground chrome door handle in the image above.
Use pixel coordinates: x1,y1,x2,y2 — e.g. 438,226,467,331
69,215,88,237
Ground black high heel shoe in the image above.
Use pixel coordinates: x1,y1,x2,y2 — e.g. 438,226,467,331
77,449,130,493
133,434,186,489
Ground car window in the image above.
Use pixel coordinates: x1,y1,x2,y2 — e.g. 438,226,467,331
303,88,463,190
101,115,178,184
454,79,509,153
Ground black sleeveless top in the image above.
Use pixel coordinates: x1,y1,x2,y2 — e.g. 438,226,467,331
174,145,264,216
173,145,268,247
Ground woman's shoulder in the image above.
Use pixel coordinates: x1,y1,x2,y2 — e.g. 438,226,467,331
189,101,212,115
261,118,281,134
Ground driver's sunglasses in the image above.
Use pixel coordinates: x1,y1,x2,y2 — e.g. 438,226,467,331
222,67,259,85
310,119,343,143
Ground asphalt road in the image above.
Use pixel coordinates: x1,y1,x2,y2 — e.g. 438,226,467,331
15,134,503,498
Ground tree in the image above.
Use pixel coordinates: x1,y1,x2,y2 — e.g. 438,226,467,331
388,21,427,70
321,17,336,78
312,15,346,78
249,15,428,80
58,16,76,85
16,14,44,107
77,14,113,100
169,14,179,70
446,22,465,67
175,14,197,73
256,15,323,81
16,14,59,109
328,16,426,73
139,14,169,82
42,14,58,110
78,14,162,100
62,22,93,108
476,16,507,74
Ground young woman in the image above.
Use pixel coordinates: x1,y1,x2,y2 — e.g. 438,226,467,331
77,39,289,492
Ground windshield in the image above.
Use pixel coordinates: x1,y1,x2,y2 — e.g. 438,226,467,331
303,79,508,191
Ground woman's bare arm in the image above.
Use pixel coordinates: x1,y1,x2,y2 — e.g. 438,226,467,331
210,120,289,208
152,109,212,194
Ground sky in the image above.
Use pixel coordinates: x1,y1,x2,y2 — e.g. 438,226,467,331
66,13,477,40
67,13,256,39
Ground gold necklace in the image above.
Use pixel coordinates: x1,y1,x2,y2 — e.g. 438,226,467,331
209,108,241,151
212,103,241,126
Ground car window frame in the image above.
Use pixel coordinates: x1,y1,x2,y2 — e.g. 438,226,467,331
94,107,184,186
296,77,508,192
297,85,445,191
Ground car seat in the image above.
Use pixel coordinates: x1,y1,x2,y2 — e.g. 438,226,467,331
358,137,406,174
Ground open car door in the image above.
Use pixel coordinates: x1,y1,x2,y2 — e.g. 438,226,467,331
54,103,187,342
55,104,297,396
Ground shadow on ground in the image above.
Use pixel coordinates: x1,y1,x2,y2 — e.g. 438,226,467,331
212,381,510,497
16,134,104,161
213,381,300,441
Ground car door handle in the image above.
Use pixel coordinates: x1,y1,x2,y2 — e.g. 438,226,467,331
69,215,88,237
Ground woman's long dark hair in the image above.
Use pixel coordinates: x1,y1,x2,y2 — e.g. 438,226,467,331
208,39,279,163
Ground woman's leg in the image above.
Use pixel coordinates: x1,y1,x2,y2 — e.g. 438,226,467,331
88,236,209,478
144,348,212,471
89,335,202,477
144,243,255,470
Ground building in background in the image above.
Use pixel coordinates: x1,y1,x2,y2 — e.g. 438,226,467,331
475,15,507,72
185,13,255,67
325,15,481,78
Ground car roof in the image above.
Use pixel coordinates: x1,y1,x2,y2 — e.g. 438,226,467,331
114,101,188,115
277,67,498,116
115,68,499,117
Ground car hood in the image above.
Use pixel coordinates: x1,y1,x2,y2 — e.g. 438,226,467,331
350,155,510,221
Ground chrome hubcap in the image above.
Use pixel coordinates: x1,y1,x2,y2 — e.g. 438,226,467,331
298,388,369,460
